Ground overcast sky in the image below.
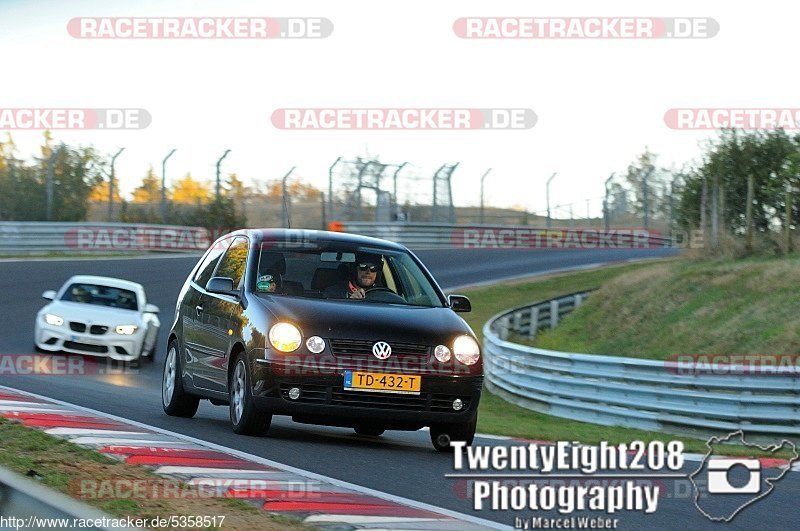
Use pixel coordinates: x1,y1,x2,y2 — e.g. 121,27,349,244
0,0,794,217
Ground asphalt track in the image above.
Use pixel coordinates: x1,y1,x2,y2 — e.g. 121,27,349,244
2,247,798,529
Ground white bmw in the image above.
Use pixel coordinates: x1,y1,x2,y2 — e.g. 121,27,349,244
34,275,160,365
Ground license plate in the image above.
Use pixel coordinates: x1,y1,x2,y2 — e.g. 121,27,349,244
344,371,421,394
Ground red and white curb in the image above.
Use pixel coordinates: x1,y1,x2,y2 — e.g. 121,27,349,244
0,386,505,530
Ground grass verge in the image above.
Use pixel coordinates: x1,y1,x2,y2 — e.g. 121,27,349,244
0,417,307,530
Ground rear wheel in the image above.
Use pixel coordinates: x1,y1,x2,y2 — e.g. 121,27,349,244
162,341,200,417
430,417,477,452
230,353,271,436
354,425,386,437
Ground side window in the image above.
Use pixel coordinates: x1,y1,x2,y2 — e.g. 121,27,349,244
193,238,231,288
214,237,249,288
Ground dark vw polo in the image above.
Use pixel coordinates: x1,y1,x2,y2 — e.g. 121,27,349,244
162,229,482,451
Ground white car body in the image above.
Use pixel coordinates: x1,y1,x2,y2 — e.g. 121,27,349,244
34,275,160,362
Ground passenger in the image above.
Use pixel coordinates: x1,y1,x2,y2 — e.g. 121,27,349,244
324,253,383,299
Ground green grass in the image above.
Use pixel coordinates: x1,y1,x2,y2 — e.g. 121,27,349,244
459,257,800,456
0,418,307,530
528,254,800,360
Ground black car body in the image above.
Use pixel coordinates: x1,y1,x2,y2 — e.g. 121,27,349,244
162,229,482,450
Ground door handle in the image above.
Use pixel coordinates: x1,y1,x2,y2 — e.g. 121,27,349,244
195,304,203,316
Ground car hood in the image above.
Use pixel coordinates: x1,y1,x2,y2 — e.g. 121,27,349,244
42,301,140,325
255,295,473,345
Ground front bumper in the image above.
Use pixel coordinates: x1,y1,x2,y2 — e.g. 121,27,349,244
35,323,144,361
251,360,483,429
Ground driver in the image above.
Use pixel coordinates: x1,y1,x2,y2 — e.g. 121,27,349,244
324,253,382,299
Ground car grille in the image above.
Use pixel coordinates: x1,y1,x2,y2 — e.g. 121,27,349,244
279,383,470,413
63,341,108,354
68,322,109,335
329,339,429,371
330,339,429,357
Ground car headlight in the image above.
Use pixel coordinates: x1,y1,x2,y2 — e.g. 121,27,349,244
269,323,302,352
453,335,480,365
306,336,326,354
434,344,452,362
44,313,64,326
115,325,138,335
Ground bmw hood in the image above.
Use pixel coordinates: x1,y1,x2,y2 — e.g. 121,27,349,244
255,296,474,345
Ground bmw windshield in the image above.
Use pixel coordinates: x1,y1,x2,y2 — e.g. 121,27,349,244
253,242,446,308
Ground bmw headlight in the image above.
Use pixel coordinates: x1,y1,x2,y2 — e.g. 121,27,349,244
44,313,64,326
434,344,452,362
269,323,302,352
453,335,480,365
115,325,138,335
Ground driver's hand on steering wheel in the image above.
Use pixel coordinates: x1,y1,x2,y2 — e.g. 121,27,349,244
349,288,366,299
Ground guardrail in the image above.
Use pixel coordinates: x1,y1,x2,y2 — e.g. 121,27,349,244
483,292,800,438
0,222,209,254
0,466,137,530
332,221,676,250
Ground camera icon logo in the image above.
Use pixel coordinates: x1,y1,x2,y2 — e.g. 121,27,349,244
706,458,761,494
690,430,799,522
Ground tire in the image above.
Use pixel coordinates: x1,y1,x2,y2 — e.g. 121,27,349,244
33,343,47,354
162,340,200,418
430,417,477,452
229,353,271,436
354,425,386,437
140,339,156,364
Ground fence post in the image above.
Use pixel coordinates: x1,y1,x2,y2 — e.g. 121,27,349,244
513,310,523,333
528,307,539,339
550,299,559,329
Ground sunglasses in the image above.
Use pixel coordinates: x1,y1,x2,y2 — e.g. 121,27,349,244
357,263,379,273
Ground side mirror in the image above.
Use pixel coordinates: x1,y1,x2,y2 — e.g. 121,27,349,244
206,276,237,296
42,290,56,301
448,294,472,313
144,303,160,314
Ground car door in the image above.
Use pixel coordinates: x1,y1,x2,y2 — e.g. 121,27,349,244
183,237,230,388
199,236,250,392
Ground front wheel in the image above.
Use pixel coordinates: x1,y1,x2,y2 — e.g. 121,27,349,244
230,353,271,436
430,417,477,452
162,340,200,417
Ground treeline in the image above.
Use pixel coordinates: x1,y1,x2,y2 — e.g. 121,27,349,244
676,129,800,254
0,134,247,229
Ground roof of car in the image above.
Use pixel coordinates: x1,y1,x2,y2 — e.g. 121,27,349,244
222,229,408,251
64,275,144,292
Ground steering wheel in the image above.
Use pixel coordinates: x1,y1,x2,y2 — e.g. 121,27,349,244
364,287,396,295
364,287,406,303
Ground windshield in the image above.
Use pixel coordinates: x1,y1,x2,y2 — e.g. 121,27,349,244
254,242,445,307
60,283,139,311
